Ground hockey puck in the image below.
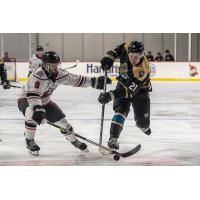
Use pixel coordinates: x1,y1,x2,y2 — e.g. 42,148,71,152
113,155,120,161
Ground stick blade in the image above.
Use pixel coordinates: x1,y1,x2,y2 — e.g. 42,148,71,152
120,144,141,158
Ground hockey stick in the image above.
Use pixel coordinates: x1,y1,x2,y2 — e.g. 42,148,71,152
98,70,108,154
64,59,80,70
0,83,21,88
47,121,141,161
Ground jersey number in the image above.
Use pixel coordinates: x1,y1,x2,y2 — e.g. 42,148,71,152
128,82,138,92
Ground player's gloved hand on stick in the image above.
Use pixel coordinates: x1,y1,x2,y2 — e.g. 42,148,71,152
100,57,114,71
2,80,10,89
91,76,112,89
32,105,46,125
98,91,113,104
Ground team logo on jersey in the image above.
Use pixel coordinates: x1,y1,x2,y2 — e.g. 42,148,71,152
36,71,44,77
119,63,129,79
139,70,144,77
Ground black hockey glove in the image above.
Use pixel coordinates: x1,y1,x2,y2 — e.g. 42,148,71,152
2,80,10,89
98,91,113,104
91,76,112,89
100,57,114,71
32,105,46,125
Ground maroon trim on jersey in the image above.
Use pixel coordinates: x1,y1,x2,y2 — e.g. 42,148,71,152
27,92,41,98
25,121,37,128
80,76,86,87
25,119,37,125
73,75,82,87
42,91,53,98
27,96,41,100
74,75,86,87
17,98,27,104
26,91,41,96
25,126,36,131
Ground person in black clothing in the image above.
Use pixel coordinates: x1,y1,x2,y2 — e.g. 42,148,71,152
146,51,154,61
165,50,174,61
98,41,152,150
155,52,163,61
0,58,10,89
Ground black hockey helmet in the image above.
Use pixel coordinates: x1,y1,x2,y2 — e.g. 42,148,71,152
36,45,44,51
42,51,60,64
128,41,144,54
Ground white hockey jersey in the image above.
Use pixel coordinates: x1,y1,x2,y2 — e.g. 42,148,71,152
19,66,92,106
29,54,43,72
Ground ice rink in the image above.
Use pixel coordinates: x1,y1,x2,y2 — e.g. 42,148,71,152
0,81,200,166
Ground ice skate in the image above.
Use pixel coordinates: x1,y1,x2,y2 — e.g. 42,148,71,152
107,138,119,150
26,138,40,156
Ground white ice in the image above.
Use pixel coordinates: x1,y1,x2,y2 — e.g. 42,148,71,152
0,82,200,166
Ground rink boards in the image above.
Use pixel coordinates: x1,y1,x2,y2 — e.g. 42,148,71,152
11,61,200,82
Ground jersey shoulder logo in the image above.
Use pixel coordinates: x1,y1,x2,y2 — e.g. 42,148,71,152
35,70,45,77
139,70,144,77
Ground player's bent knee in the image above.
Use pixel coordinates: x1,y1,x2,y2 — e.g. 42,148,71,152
60,123,74,136
114,107,130,117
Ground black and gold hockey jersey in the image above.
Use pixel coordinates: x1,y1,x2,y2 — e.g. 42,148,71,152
104,42,152,93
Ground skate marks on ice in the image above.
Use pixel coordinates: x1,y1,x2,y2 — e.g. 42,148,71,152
0,120,199,166
1,82,200,165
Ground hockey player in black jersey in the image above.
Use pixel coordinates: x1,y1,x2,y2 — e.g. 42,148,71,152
18,51,112,155
98,41,152,150
0,58,10,89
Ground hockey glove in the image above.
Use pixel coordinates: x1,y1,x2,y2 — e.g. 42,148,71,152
2,80,10,89
32,105,46,125
98,91,113,104
100,57,114,71
91,76,112,89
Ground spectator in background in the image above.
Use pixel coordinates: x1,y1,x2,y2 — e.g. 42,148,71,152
28,45,44,76
4,52,9,59
146,51,154,61
165,49,174,61
155,52,163,61
3,52,13,62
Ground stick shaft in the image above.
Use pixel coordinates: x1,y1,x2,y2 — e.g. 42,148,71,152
99,70,108,145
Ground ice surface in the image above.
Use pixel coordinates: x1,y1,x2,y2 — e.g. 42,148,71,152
0,82,200,166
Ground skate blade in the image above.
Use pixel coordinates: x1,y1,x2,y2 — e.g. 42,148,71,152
28,150,39,156
82,148,89,153
99,147,111,155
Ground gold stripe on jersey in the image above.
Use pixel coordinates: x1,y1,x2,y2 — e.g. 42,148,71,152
132,56,150,81
124,43,129,51
105,53,116,61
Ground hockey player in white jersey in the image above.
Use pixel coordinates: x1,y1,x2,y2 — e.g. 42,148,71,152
18,51,111,155
28,45,44,77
